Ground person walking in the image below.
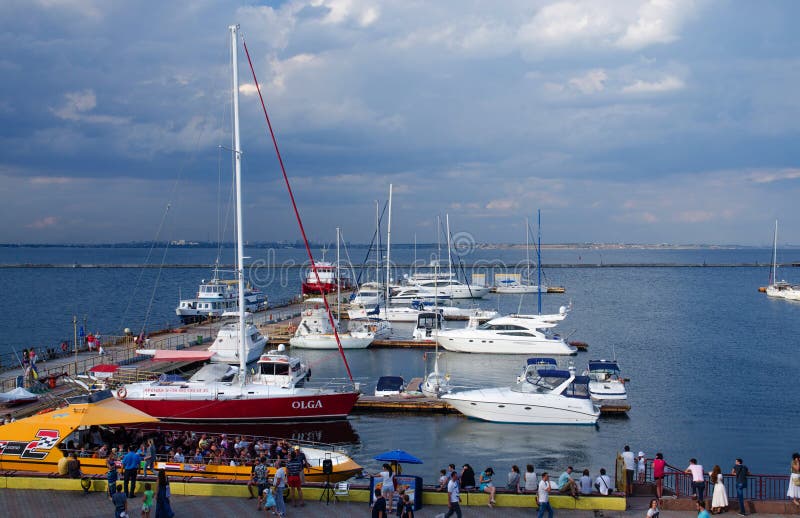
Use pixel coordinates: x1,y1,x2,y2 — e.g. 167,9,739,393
686,458,706,503
537,472,554,518
122,446,141,498
154,469,174,518
710,465,728,514
731,458,749,516
653,453,666,503
273,459,287,517
445,471,462,518
788,452,800,508
622,446,636,495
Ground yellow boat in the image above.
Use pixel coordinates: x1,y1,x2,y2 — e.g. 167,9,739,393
0,390,361,483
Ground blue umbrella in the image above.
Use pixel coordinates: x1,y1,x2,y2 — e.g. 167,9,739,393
374,449,424,465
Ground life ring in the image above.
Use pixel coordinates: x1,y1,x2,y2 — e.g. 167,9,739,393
369,325,377,333
116,387,127,399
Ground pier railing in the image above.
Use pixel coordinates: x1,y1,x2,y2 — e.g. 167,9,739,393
644,459,791,501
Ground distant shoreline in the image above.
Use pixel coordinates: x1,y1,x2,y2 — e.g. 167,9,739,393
0,242,790,249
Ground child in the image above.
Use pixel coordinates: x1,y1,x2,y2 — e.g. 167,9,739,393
141,482,154,518
637,452,646,483
400,494,414,518
264,486,277,515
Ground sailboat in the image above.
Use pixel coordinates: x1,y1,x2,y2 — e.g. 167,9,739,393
421,258,451,398
495,218,541,294
290,228,378,349
116,25,359,421
765,220,800,300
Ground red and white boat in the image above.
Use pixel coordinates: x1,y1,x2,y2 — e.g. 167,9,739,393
116,346,359,422
116,26,359,422
301,260,352,294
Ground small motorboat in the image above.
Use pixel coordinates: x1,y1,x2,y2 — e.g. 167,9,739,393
412,311,444,341
374,376,406,397
584,359,627,405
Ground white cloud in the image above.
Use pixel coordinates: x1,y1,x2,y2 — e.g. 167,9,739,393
568,69,608,94
26,216,58,229
621,75,685,93
517,0,700,55
51,89,129,124
312,0,380,27
747,168,800,184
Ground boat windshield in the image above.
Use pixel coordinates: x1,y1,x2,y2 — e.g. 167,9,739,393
564,376,591,399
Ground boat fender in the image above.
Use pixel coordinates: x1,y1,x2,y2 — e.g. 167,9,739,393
306,369,312,381
116,387,127,399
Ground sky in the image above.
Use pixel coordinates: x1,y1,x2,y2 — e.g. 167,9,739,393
1,0,800,245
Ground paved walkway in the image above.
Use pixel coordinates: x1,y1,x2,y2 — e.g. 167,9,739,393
0,490,792,518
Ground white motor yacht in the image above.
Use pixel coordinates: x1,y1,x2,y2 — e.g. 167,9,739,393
436,314,576,355
584,359,627,405
412,278,490,299
206,319,267,365
350,282,385,308
441,360,599,425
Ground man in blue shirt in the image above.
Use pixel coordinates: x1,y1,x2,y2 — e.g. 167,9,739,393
122,446,141,497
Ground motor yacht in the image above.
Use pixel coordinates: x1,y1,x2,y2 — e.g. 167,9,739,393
583,359,628,405
441,359,599,425
436,314,576,355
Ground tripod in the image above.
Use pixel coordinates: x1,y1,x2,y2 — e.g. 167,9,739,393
319,474,334,504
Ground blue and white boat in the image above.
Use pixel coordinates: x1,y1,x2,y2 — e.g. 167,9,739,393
583,359,627,405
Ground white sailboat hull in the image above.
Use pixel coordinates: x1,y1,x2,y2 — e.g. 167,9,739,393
289,334,372,349
443,387,598,425
766,285,800,300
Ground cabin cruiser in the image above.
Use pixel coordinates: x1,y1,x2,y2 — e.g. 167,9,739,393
442,359,599,425
411,278,490,299
290,299,374,349
583,359,627,405
350,282,385,307
436,314,576,355
206,319,267,365
389,285,453,305
301,261,352,295
412,311,445,341
374,376,406,397
176,275,267,324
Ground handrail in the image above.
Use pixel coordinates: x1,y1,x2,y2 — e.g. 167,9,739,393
645,459,792,501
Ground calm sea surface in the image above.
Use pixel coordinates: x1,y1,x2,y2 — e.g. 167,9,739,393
1,246,798,477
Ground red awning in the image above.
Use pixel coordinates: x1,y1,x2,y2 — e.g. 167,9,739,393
150,350,215,362
89,364,121,373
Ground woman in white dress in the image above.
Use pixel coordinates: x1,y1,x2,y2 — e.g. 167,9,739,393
710,465,728,514
788,452,800,507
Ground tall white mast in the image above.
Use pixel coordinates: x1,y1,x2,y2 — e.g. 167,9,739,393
385,184,393,305
525,217,530,285
229,24,246,386
446,214,452,281
375,201,380,286
772,220,779,285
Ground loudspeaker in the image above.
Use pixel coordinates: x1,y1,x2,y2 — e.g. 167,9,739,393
322,459,333,475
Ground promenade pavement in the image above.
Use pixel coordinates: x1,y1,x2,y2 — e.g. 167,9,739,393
0,490,792,518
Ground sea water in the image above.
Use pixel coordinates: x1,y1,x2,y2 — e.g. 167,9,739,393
0,246,797,477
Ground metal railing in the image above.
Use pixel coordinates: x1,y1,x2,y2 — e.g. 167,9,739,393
645,459,791,501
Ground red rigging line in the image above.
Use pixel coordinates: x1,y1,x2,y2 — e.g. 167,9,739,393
240,35,354,383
